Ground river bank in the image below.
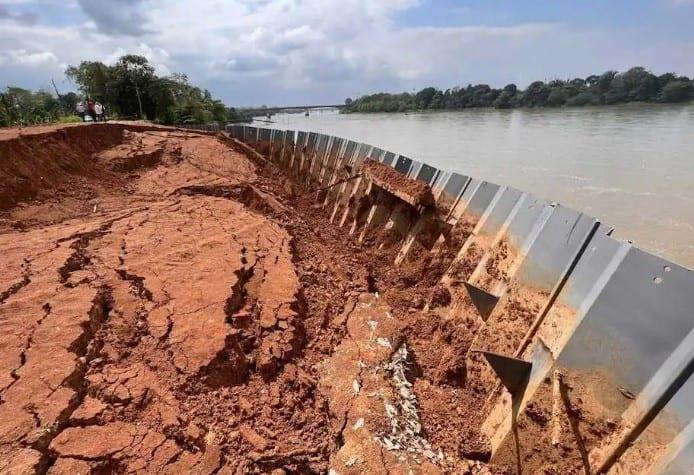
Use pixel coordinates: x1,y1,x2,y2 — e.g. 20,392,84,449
261,104,694,268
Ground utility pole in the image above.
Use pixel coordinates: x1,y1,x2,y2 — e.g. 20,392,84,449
124,62,145,119
134,81,144,119
51,79,61,99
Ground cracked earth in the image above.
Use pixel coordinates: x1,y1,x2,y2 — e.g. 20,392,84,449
0,124,598,474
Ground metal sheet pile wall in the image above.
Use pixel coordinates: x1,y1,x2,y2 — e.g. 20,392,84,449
214,123,693,474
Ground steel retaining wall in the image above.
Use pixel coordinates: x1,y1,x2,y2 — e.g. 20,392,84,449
191,123,692,474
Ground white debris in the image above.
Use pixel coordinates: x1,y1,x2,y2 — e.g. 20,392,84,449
374,344,443,465
367,320,378,340
345,455,359,467
353,418,364,430
376,337,392,348
352,379,361,394
328,469,340,475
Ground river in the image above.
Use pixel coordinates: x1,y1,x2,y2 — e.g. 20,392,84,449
256,104,694,268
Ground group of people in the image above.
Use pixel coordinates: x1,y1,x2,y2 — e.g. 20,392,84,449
76,99,106,122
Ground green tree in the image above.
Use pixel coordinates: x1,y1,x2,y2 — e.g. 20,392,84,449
415,87,438,109
64,55,235,125
547,88,568,107
659,81,693,103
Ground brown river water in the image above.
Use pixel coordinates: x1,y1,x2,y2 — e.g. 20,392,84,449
260,104,694,268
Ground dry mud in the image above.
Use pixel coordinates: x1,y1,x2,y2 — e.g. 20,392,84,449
0,124,629,474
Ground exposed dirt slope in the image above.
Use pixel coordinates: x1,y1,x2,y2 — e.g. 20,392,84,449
0,124,597,474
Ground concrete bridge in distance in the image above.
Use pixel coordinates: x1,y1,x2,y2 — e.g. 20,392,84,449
241,104,345,117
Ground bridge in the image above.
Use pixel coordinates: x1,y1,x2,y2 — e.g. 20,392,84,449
240,104,345,117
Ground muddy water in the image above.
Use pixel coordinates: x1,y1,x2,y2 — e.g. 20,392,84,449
262,104,694,268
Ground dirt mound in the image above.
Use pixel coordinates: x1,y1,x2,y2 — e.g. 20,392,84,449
362,159,435,207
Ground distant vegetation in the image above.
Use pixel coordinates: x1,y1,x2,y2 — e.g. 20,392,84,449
343,67,694,113
1,54,250,128
0,87,81,127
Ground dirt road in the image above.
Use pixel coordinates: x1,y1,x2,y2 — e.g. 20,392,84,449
0,124,600,474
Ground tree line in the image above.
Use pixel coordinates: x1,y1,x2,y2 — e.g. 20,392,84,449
343,67,694,113
1,54,250,128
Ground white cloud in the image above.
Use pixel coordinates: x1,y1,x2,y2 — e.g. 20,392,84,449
0,49,58,66
1,0,693,106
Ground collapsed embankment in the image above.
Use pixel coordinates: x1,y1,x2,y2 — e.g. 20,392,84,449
0,123,685,474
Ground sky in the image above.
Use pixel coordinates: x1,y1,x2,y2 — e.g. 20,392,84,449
1,0,693,107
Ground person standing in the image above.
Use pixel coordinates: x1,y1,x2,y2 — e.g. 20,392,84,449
87,99,96,122
76,101,86,121
94,102,104,122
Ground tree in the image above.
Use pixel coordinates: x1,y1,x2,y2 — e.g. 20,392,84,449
430,90,445,109
59,92,79,113
659,81,693,103
65,61,111,102
503,83,518,94
566,90,602,106
547,88,568,107
415,87,438,109
340,66,693,114
585,75,600,87
521,81,551,107
64,55,235,125
597,71,618,92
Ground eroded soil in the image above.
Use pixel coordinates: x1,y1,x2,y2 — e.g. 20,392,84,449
0,124,604,474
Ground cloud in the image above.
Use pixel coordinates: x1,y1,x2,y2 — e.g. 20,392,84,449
1,0,693,106
77,0,150,36
0,4,38,24
0,49,58,66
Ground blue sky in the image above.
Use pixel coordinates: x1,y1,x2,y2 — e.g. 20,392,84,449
1,0,693,106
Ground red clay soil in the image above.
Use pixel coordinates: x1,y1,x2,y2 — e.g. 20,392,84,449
361,159,435,207
0,123,606,474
